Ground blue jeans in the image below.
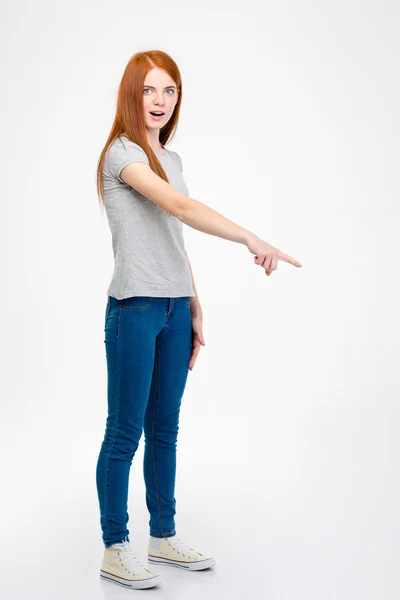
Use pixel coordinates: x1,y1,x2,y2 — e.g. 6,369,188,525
96,295,193,548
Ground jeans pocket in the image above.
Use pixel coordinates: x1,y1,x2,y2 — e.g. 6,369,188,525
180,296,191,307
122,296,152,310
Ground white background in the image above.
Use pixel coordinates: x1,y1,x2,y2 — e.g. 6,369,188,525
1,1,399,598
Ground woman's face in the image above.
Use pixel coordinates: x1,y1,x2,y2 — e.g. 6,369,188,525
143,67,179,130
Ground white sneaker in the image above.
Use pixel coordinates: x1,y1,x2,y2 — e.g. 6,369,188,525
148,534,216,571
100,539,162,589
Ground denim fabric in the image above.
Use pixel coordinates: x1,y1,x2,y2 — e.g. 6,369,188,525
96,295,192,548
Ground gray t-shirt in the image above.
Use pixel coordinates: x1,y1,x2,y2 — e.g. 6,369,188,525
103,135,195,299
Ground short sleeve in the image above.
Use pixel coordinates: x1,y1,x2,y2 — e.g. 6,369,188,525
106,137,149,183
172,151,183,173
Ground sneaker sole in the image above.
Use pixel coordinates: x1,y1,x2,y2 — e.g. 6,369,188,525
100,569,161,589
148,554,216,571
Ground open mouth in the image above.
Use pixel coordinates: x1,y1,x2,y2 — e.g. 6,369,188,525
150,111,165,116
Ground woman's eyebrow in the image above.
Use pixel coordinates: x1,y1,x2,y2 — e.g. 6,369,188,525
143,85,177,89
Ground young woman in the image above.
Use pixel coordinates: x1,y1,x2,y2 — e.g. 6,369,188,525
95,49,302,590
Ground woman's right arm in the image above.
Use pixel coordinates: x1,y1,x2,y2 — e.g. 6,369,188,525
120,162,302,274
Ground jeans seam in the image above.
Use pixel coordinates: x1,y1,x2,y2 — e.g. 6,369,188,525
105,297,111,320
103,306,122,543
151,341,166,536
167,302,175,320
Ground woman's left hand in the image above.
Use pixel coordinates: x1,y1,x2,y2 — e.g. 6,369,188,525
189,309,205,371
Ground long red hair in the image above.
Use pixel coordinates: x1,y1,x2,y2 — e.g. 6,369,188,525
96,50,183,212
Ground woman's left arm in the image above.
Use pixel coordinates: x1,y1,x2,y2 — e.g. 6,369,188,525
185,250,202,318
185,250,206,369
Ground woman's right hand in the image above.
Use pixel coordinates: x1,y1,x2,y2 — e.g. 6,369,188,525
246,234,302,276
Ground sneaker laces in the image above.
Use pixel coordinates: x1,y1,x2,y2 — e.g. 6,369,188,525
111,540,149,575
167,536,198,558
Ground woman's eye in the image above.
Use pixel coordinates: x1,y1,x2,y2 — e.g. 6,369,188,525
143,88,174,95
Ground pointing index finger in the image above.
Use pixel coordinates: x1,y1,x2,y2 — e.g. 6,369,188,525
278,251,302,268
